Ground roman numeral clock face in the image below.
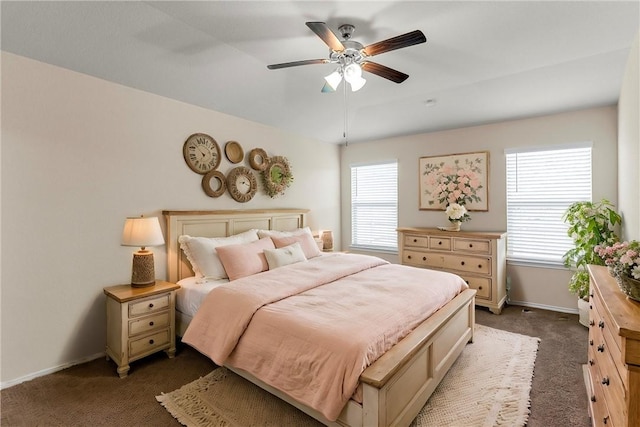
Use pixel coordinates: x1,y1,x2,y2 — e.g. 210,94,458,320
183,133,221,174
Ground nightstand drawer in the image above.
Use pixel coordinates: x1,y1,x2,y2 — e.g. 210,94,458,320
129,311,170,336
129,294,170,317
129,329,171,358
453,238,491,254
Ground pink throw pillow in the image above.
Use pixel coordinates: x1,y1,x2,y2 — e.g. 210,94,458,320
271,233,321,259
216,237,276,281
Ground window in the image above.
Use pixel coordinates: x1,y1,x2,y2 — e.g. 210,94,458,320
350,161,398,252
505,144,592,265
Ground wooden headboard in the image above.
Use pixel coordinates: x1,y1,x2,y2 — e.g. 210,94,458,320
162,209,309,283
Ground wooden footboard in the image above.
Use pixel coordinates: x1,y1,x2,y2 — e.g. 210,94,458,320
229,288,476,427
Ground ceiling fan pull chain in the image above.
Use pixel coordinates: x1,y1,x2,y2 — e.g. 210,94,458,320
343,82,349,146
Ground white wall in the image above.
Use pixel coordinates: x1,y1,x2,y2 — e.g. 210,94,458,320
618,32,640,241
341,106,618,312
0,52,341,385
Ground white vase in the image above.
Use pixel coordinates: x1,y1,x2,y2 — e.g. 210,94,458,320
577,298,589,327
450,221,461,231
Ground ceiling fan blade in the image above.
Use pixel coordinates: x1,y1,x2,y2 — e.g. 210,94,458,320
361,62,409,83
363,30,426,57
306,22,345,52
267,59,328,70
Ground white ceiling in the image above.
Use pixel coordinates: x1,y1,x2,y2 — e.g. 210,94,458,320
2,1,639,145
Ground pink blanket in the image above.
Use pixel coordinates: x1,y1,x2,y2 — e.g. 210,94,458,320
183,253,468,421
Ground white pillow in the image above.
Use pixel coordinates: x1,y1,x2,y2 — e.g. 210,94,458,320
178,229,259,280
264,242,307,270
257,226,313,239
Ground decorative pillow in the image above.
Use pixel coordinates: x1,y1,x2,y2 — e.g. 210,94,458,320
270,232,322,259
216,237,276,281
178,229,259,280
264,242,307,270
257,226,313,239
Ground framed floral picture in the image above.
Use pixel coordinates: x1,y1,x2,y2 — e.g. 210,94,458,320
419,151,489,211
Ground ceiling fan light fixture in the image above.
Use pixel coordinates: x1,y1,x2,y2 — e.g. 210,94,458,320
343,63,366,91
348,75,366,92
324,69,343,90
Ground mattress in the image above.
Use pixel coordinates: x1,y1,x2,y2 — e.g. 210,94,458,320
176,276,229,317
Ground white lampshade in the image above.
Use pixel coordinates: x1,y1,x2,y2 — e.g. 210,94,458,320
343,63,366,92
324,69,343,91
121,216,165,248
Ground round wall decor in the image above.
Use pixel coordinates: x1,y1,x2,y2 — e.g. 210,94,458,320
224,141,244,164
262,156,293,198
249,148,269,171
202,170,226,198
183,133,221,174
227,166,258,203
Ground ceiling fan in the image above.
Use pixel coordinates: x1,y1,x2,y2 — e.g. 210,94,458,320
267,22,427,92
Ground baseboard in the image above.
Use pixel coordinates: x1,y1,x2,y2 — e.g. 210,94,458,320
1,351,105,390
507,300,579,315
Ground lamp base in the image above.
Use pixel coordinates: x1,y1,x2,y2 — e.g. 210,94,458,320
131,250,156,288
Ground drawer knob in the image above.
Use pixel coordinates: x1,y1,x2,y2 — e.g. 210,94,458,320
413,239,417,243
590,292,594,298
422,256,427,261
477,264,482,269
597,344,605,352
148,303,154,309
603,416,609,424
478,286,483,290
461,261,465,266
149,339,155,345
589,359,594,366
149,321,154,326
438,241,442,245
591,395,596,402
598,320,605,329
589,339,594,346
469,244,473,248
601,377,609,386
589,320,595,327
407,255,412,260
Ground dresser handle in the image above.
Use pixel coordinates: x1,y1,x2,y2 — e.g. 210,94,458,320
597,344,605,352
461,261,465,266
149,321,154,326
603,416,609,425
589,339,594,346
422,256,427,261
601,377,609,386
591,395,596,402
148,303,154,309
478,286,483,290
589,320,595,327
465,280,469,284
589,359,594,366
589,304,593,310
598,320,605,329
477,264,482,269
438,241,442,245
413,239,417,243
469,244,473,248
149,339,155,345
407,255,412,260
590,292,594,298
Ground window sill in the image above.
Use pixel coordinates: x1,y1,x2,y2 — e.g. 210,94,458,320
506,258,568,270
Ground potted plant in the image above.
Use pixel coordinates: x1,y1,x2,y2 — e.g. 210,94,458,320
562,199,621,325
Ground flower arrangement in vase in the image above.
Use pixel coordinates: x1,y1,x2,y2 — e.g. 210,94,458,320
595,240,640,301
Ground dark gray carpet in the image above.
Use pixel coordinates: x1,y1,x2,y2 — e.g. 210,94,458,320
1,305,589,426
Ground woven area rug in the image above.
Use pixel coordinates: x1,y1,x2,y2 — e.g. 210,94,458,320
157,325,540,427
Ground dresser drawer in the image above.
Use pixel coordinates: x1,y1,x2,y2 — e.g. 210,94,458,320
129,294,170,318
129,329,171,358
588,364,612,427
453,238,491,254
404,235,429,247
443,254,491,275
459,276,491,299
129,311,170,337
429,237,451,250
403,250,444,268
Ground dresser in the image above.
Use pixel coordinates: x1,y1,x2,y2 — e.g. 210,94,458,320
585,265,640,427
398,227,507,314
104,281,179,378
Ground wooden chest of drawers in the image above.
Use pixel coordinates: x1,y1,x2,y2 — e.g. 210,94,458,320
585,265,640,427
398,227,507,314
104,281,179,378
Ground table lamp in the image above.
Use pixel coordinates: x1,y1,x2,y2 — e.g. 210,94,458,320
121,216,165,287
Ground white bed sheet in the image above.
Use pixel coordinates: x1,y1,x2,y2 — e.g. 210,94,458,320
176,276,229,317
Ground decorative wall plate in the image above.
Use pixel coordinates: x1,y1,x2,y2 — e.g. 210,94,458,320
202,170,226,198
224,141,244,164
183,133,221,174
263,156,293,198
249,148,269,171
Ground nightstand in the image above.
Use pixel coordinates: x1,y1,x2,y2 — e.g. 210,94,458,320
104,281,180,378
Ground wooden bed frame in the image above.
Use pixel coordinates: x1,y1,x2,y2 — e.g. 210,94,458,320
163,209,476,427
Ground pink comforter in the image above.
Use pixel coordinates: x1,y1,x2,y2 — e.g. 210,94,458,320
183,253,468,421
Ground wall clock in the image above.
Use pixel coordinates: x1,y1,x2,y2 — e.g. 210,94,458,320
183,133,221,174
201,170,226,198
226,166,257,203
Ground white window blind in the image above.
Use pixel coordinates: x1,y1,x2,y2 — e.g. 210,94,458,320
351,161,398,251
506,144,592,264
